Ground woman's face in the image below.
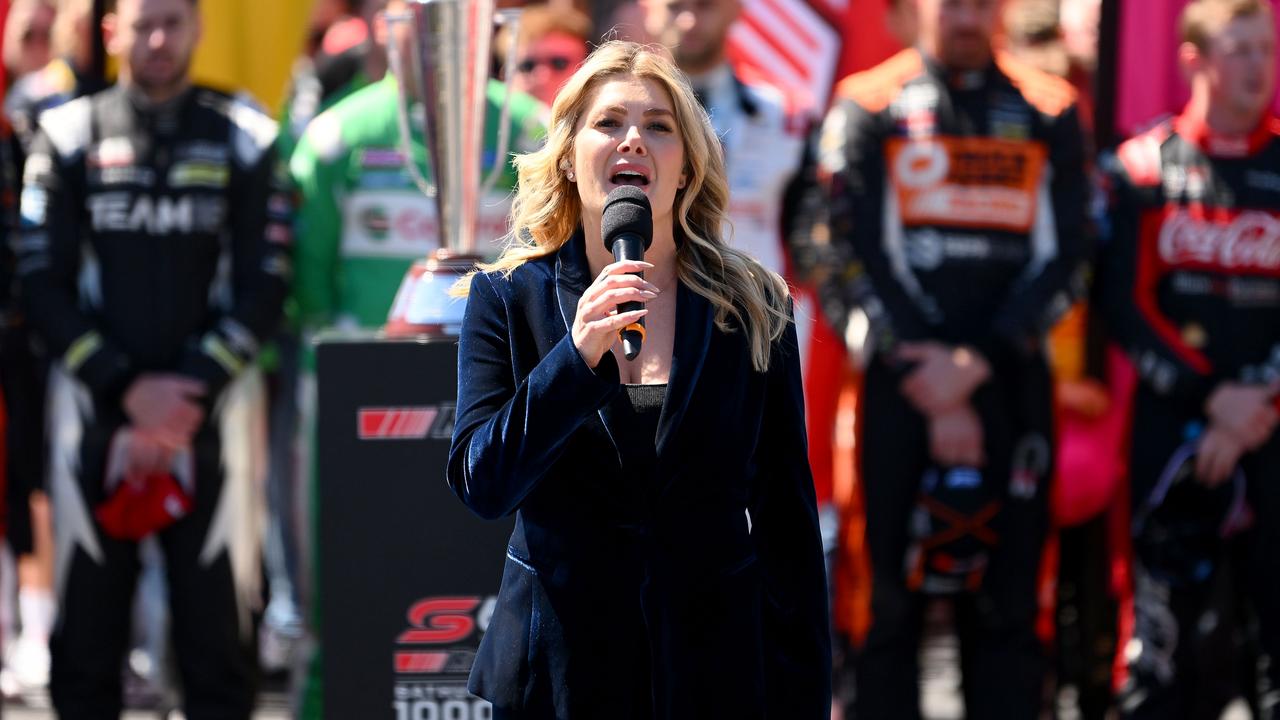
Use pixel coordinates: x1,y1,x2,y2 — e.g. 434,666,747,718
571,74,687,228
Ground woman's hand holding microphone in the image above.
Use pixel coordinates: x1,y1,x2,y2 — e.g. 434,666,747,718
572,260,658,368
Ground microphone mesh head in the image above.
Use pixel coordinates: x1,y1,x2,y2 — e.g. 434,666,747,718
601,186,653,252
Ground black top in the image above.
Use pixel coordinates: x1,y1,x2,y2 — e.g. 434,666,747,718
613,383,666,486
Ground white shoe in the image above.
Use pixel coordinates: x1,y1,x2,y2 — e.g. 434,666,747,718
259,596,305,671
6,633,50,689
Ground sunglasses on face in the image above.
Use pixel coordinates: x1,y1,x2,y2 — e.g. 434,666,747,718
516,55,573,74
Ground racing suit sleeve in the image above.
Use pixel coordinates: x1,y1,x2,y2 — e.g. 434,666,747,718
16,127,136,402
1098,151,1214,399
782,122,833,286
177,141,291,402
976,104,1090,365
818,98,934,353
288,116,343,330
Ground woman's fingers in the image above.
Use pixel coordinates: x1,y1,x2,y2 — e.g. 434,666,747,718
583,273,659,302
596,260,654,281
574,260,659,367
580,287,658,317
590,308,648,333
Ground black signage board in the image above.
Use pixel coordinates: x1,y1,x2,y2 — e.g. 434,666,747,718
316,333,513,719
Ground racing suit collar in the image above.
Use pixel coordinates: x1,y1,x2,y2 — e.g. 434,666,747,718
1174,108,1280,159
686,63,734,102
123,82,193,114
123,83,195,136
684,63,759,119
917,47,998,91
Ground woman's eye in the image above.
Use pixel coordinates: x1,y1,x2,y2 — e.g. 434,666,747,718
648,122,672,133
594,117,620,129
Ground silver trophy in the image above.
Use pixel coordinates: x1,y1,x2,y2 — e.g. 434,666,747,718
384,0,521,335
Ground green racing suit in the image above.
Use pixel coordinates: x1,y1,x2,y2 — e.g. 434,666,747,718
289,74,546,334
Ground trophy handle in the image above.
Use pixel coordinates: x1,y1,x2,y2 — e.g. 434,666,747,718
481,8,523,196
386,10,437,198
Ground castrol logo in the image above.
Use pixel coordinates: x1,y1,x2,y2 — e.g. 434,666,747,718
1158,209,1280,272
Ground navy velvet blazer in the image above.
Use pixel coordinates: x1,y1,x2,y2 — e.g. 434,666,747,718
447,232,831,719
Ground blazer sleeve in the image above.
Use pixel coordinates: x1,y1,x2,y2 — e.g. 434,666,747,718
753,311,832,716
447,271,621,519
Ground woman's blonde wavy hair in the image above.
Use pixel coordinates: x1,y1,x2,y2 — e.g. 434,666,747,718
461,40,790,372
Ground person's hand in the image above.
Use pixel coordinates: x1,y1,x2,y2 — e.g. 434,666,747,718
1205,381,1280,451
571,260,657,368
123,429,179,479
122,374,206,445
898,342,991,416
927,404,986,467
1196,425,1246,487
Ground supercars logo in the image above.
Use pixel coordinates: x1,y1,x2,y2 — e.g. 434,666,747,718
394,595,494,675
357,405,455,440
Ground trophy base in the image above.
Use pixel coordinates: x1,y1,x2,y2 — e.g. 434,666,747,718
384,251,482,338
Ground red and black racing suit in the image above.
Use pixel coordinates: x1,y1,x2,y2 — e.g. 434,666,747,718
817,49,1088,719
15,84,290,718
1101,111,1280,720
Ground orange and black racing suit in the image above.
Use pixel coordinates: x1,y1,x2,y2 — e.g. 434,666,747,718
817,48,1088,719
1101,111,1280,720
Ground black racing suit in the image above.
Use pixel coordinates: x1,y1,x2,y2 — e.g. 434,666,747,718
15,84,290,719
1101,111,1280,720
817,49,1088,719
0,120,35,553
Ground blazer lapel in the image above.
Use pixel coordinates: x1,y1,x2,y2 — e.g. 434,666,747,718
554,232,714,467
554,230,590,336
555,232,627,469
656,282,712,459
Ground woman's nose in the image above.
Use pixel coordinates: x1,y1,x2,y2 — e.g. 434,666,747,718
617,124,647,155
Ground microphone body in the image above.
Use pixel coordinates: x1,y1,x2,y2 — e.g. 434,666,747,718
600,186,654,362
611,233,647,360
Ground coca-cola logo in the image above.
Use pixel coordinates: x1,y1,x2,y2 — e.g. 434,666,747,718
1158,210,1280,272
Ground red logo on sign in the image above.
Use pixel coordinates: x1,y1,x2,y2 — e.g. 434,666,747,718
398,597,480,645
394,652,450,674
1158,209,1280,274
357,407,437,440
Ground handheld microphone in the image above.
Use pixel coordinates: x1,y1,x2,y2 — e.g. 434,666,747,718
600,186,653,361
